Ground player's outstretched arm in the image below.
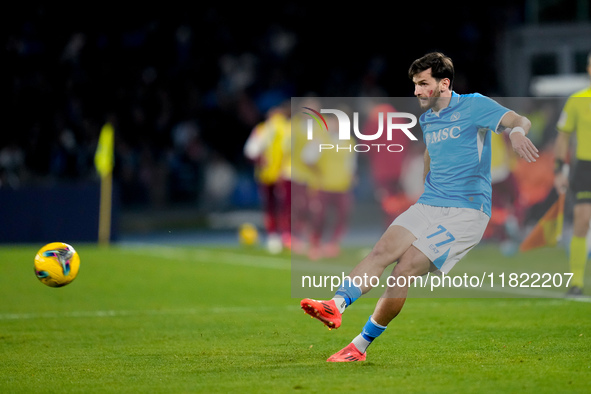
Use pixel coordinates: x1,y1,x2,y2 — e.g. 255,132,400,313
500,111,539,163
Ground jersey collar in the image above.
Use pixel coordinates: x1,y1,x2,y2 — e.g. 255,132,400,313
427,91,460,117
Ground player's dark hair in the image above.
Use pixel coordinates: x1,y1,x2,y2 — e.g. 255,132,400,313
408,52,454,89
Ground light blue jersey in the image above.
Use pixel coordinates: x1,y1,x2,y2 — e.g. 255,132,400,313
417,92,510,217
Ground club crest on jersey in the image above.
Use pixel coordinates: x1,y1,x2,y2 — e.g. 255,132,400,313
450,112,461,121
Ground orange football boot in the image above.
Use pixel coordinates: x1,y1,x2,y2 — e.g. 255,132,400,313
300,298,342,329
326,343,366,362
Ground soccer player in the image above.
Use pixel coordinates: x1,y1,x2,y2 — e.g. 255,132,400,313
554,51,591,297
290,97,321,255
300,52,539,362
303,113,356,260
244,105,290,254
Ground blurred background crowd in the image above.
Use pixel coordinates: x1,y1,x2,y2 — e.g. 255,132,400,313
3,1,590,243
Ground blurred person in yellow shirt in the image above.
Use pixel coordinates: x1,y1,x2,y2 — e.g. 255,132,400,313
244,105,291,254
278,104,293,250
554,52,591,297
290,97,321,255
302,114,356,260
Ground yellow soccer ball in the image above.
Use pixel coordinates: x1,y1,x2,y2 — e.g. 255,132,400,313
238,223,259,246
34,242,80,288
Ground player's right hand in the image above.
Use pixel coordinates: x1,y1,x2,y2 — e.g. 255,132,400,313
509,133,539,163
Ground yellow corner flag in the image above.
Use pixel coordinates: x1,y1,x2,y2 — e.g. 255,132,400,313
95,122,115,246
519,193,565,252
95,122,115,178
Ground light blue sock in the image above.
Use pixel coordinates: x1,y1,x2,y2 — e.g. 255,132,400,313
351,315,387,353
332,278,362,313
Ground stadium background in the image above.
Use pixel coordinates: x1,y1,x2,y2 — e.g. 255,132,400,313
2,1,591,244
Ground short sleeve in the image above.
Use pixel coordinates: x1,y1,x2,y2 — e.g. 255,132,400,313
469,94,510,134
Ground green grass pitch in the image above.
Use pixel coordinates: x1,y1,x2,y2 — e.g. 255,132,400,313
0,243,589,393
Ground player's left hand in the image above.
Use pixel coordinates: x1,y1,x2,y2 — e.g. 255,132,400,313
509,133,539,163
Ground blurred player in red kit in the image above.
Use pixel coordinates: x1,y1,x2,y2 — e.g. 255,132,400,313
244,105,291,253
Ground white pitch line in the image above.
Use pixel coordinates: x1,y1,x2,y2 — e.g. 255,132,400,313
119,243,290,270
0,305,301,321
1,297,587,321
121,244,363,274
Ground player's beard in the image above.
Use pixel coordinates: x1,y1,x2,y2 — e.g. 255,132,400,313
418,89,442,111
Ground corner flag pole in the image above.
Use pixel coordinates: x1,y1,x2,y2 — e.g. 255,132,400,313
98,171,113,246
95,122,115,246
